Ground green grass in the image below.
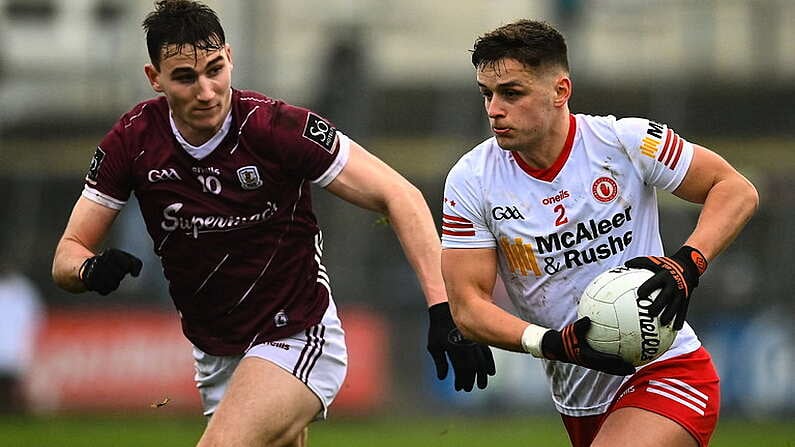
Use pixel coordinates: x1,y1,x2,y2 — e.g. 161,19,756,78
0,414,792,446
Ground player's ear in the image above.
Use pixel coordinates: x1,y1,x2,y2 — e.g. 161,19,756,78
144,64,164,93
225,43,233,70
553,75,571,107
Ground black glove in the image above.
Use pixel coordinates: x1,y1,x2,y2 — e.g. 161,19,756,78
541,317,635,376
624,245,707,330
80,248,143,295
427,302,496,391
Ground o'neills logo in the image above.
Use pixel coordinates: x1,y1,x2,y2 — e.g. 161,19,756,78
266,341,290,351
636,294,662,361
592,176,618,203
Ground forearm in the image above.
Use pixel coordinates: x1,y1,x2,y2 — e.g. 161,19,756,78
449,291,530,353
685,175,758,260
385,185,447,307
52,237,94,293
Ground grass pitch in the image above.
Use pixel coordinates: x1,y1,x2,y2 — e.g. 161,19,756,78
0,414,792,446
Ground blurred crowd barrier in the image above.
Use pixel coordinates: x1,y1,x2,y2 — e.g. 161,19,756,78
22,306,389,415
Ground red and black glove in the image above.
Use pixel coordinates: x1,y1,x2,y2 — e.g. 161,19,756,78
80,248,143,295
541,317,635,376
624,245,708,330
427,302,496,391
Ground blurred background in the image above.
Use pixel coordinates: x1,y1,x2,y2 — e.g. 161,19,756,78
0,0,793,443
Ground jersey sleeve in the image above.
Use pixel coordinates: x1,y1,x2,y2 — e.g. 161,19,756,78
441,156,496,249
613,117,694,192
270,103,350,187
81,116,135,210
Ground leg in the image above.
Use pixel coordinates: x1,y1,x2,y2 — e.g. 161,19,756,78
592,347,720,447
197,357,322,447
592,407,697,447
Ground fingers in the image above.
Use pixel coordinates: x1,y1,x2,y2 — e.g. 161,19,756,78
671,299,688,331
482,345,496,376
473,346,495,390
645,278,672,317
128,256,143,277
108,249,143,277
454,353,476,392
658,298,677,327
429,350,449,380
624,257,655,270
588,350,635,376
572,316,591,337
636,272,665,301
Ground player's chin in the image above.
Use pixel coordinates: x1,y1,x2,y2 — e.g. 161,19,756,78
190,116,222,130
494,136,519,151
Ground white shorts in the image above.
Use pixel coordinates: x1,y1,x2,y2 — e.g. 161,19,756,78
192,298,348,420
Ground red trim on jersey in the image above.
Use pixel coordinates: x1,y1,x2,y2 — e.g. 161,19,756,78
657,129,673,163
512,114,577,181
669,137,684,169
442,213,475,237
443,222,474,229
442,213,472,223
442,229,476,237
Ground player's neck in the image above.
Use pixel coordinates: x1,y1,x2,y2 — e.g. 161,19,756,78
514,112,571,169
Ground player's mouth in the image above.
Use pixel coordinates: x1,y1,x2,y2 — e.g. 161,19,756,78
492,126,511,135
194,104,219,114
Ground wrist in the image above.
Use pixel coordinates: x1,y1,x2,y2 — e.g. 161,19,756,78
78,256,93,285
428,302,452,323
675,245,708,276
521,324,549,358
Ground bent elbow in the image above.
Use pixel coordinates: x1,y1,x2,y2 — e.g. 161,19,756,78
746,182,760,216
449,301,480,342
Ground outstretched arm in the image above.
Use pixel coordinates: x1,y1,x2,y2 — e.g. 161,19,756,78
326,141,496,390
325,141,446,306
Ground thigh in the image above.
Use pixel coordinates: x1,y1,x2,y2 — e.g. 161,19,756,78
197,356,321,447
594,347,719,447
593,407,696,447
193,299,348,420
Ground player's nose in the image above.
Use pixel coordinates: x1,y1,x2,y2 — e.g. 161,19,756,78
486,97,506,118
196,76,216,102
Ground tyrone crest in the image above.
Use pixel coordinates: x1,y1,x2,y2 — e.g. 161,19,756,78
237,166,263,190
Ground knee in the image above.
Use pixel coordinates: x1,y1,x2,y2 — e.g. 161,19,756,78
197,422,307,447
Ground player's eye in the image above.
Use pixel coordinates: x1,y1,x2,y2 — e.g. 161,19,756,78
174,74,196,84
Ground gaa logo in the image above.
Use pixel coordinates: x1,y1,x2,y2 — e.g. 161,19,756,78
491,206,525,220
147,168,182,183
592,176,618,203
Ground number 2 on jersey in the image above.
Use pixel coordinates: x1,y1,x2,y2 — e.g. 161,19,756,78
554,204,569,226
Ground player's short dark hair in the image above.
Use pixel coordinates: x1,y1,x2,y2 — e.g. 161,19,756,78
471,19,569,73
142,0,226,69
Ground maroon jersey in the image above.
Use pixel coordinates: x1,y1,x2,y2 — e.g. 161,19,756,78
82,89,349,355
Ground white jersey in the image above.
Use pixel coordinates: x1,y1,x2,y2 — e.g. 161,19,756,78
442,114,702,416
